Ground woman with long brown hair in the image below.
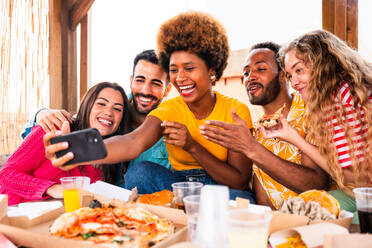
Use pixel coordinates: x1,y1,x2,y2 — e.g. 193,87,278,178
264,30,372,221
0,82,132,205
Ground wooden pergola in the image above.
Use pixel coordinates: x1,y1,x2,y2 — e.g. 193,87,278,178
49,0,359,113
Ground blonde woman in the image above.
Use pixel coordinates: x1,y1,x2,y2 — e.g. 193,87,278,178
264,30,372,222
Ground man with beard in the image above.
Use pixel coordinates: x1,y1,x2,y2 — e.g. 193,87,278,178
22,49,171,186
200,42,328,209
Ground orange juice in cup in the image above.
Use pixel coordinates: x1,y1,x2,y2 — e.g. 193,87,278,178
62,188,81,212
60,176,90,212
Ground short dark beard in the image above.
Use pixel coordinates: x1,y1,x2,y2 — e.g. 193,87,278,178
132,93,160,115
248,74,281,106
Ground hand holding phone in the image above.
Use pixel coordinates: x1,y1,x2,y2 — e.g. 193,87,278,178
50,128,107,166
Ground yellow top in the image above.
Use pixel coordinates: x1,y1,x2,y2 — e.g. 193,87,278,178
149,91,253,171
253,92,316,209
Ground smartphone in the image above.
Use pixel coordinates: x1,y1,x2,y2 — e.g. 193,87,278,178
50,128,107,166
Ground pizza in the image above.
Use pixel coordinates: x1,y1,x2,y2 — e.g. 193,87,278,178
136,190,174,207
50,200,175,247
258,104,286,128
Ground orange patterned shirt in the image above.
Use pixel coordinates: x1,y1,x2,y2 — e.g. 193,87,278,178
253,93,315,209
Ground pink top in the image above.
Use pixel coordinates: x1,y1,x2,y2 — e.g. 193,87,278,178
0,126,102,205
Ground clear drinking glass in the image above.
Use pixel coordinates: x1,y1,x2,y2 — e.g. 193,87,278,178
171,182,203,211
60,176,90,212
353,187,372,233
183,195,200,242
228,209,272,248
195,185,229,248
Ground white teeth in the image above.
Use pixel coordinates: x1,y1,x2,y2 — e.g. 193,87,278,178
249,85,259,91
179,85,194,90
138,96,151,102
98,118,112,125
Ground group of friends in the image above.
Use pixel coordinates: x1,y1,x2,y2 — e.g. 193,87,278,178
0,12,371,224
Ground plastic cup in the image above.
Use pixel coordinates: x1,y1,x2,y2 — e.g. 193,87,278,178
228,209,272,248
183,195,200,242
353,187,372,233
195,185,229,248
171,182,203,211
60,176,90,212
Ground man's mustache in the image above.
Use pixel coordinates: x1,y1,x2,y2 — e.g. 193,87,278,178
247,82,264,89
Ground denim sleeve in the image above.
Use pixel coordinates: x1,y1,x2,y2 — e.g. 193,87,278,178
21,108,47,139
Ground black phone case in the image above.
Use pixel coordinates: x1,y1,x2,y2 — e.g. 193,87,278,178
50,128,107,166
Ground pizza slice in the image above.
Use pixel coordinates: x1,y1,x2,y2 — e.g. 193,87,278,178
50,200,175,247
258,104,286,128
135,190,174,206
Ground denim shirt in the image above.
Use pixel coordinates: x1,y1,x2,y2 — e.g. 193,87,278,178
115,138,170,188
21,108,47,139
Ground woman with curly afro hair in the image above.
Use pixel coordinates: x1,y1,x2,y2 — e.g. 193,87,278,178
45,11,255,202
263,30,372,222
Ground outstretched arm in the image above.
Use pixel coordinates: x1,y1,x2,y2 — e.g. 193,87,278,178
45,116,163,170
200,109,328,193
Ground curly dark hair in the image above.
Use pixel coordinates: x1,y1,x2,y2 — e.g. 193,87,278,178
156,11,229,81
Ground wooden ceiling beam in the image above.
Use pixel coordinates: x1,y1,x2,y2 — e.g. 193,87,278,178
69,0,95,31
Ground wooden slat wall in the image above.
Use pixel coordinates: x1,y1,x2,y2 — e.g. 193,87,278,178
322,0,358,49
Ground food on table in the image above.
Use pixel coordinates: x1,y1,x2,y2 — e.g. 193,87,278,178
258,104,286,128
136,190,174,206
278,190,340,221
276,234,307,248
50,200,174,247
298,189,340,217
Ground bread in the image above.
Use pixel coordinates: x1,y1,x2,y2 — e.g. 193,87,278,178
298,190,340,217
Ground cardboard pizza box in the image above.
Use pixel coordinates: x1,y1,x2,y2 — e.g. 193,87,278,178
270,210,354,234
269,211,309,234
6,201,64,228
0,193,186,248
154,226,190,248
269,222,349,248
168,242,200,248
323,233,372,248
309,210,354,229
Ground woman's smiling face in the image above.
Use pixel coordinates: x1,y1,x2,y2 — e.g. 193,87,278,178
284,49,312,102
89,87,124,137
168,51,213,104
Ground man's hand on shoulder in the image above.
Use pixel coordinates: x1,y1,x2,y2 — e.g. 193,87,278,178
36,109,72,133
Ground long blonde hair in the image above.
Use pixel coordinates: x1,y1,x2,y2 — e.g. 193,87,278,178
279,30,372,195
